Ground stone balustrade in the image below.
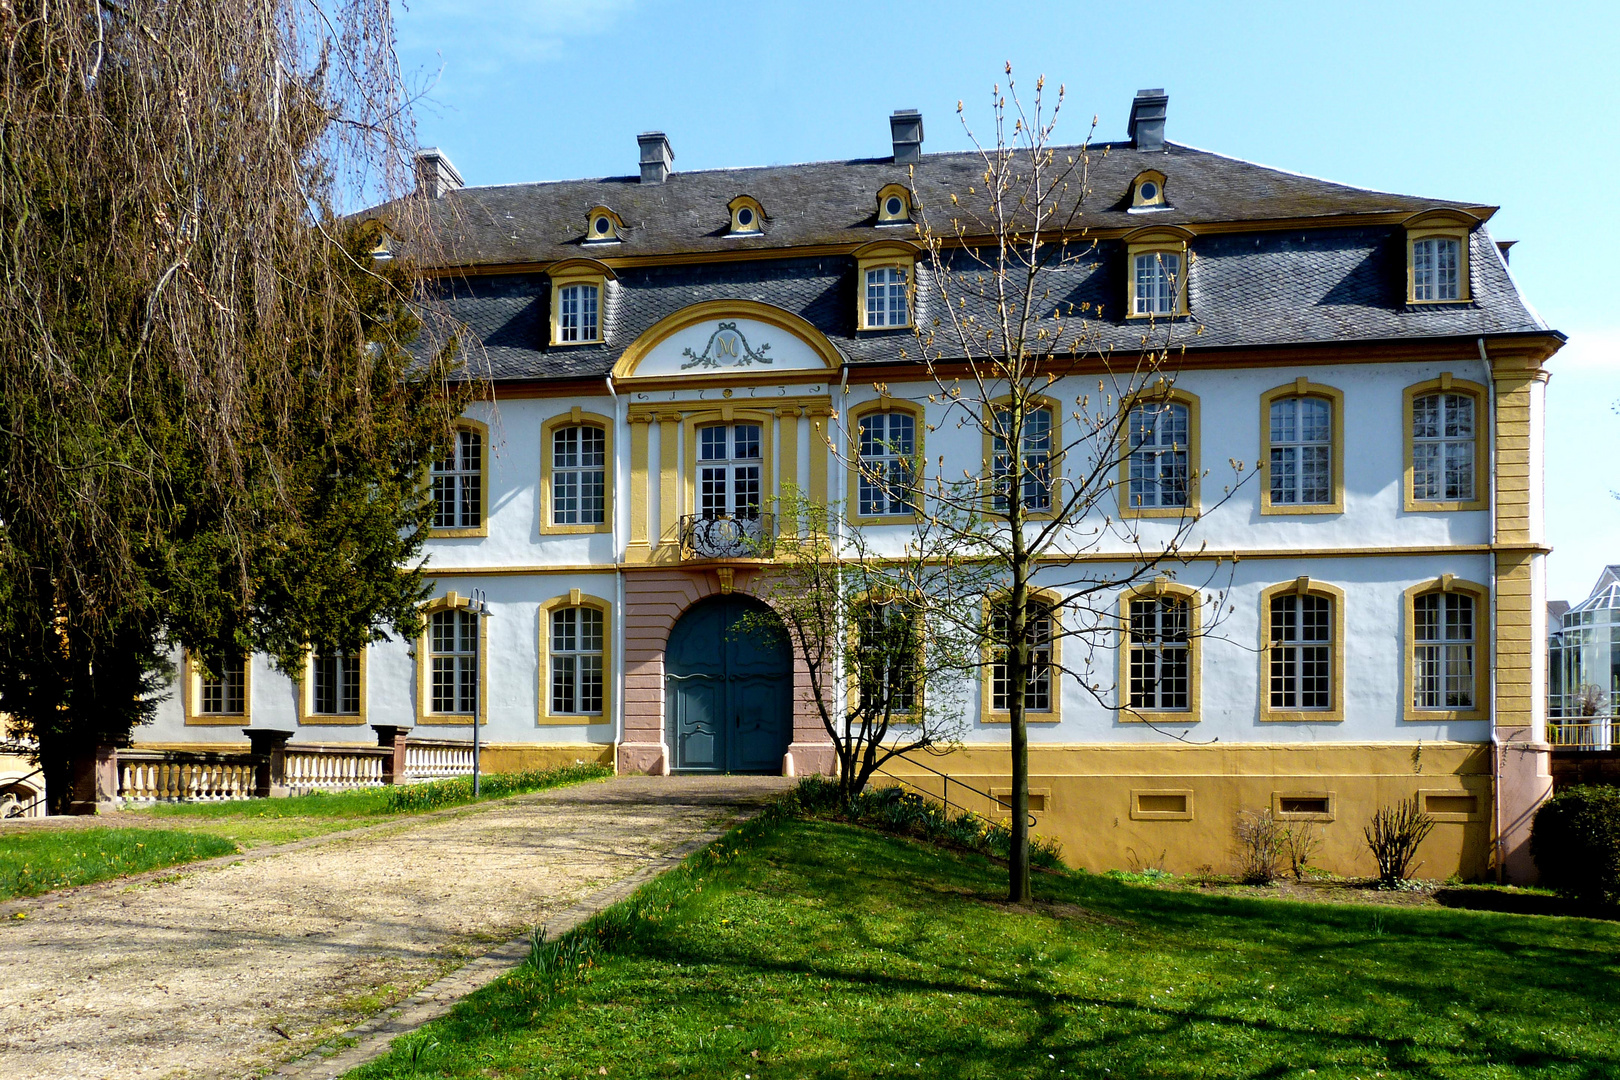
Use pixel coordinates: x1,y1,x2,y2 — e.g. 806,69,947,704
281,744,390,794
118,751,254,804
403,738,477,782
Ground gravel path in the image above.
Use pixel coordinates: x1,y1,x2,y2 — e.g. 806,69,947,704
0,775,788,1080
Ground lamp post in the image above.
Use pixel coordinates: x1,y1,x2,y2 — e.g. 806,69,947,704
468,588,492,796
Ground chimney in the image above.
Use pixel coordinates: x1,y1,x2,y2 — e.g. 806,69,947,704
638,132,673,184
1127,89,1168,152
890,109,923,164
413,148,463,199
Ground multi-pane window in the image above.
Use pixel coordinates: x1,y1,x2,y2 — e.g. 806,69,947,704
1412,237,1461,302
856,600,920,716
1269,396,1332,506
1128,597,1190,711
857,411,915,516
552,425,606,526
550,606,604,716
199,655,246,715
311,649,361,715
993,405,1054,512
429,608,478,715
1133,251,1181,316
1413,592,1476,710
432,429,482,530
1127,401,1189,510
1269,594,1332,710
1411,392,1476,503
991,602,1053,713
864,266,908,327
558,283,600,342
698,424,763,519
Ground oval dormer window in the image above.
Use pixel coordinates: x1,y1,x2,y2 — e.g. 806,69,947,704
727,195,765,235
737,207,754,227
885,196,904,216
1138,181,1158,202
1130,170,1169,212
594,217,612,236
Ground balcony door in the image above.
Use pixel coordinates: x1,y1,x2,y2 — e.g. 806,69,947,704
698,423,763,519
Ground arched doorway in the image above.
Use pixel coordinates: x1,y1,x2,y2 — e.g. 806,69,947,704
665,594,792,774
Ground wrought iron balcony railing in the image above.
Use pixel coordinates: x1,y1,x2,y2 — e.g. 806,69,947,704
1548,717,1619,751
679,513,775,561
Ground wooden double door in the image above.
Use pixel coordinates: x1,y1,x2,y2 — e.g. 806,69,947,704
665,595,792,774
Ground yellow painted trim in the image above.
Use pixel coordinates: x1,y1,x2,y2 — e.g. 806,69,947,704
540,409,615,536
1402,576,1491,723
1258,380,1345,516
1257,578,1347,723
1116,579,1202,724
981,588,1063,725
1271,790,1336,822
982,393,1063,521
1403,209,1478,305
847,397,925,525
875,184,913,224
1130,788,1194,821
776,406,802,534
612,300,842,380
415,593,489,726
805,404,833,513
537,592,614,726
1130,169,1168,209
657,411,683,552
853,240,919,331
681,408,776,539
1124,226,1193,319
183,651,252,727
1402,375,1490,513
296,645,370,726
626,411,652,553
429,417,491,539
548,260,612,346
726,194,766,236
1119,385,1201,519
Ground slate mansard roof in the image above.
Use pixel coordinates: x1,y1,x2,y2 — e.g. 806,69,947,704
414,141,1549,384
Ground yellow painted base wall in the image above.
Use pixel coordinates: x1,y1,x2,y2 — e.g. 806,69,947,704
478,743,616,774
878,743,1494,881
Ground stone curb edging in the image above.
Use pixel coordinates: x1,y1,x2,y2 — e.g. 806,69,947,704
0,778,613,920
267,809,759,1080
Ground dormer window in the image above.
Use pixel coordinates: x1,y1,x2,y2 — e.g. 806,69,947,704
585,206,624,244
1124,227,1191,318
727,195,765,236
548,259,614,346
1403,209,1477,305
876,183,912,225
853,240,918,330
1129,170,1169,213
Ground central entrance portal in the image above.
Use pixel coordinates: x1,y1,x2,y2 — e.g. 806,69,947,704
665,594,792,774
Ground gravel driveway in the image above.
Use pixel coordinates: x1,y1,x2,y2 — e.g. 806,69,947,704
0,775,787,1080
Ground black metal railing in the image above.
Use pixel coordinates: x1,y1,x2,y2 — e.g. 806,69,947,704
679,513,775,561
873,753,1038,828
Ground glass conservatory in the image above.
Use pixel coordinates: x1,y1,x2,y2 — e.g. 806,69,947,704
1548,567,1620,748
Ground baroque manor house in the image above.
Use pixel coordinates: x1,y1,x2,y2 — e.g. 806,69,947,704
142,91,1563,881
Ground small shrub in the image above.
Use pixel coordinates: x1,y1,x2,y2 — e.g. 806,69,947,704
1283,821,1322,880
1364,796,1435,886
1233,809,1286,884
1531,785,1620,907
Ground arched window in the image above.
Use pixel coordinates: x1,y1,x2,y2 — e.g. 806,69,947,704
1133,250,1181,316
1259,580,1345,722
1118,582,1202,723
558,283,599,342
1260,381,1343,515
855,596,922,716
991,400,1055,513
552,424,607,526
1403,579,1490,722
986,596,1058,719
431,423,486,534
1404,377,1487,512
416,594,486,725
864,266,909,327
857,410,916,517
1123,392,1198,515
549,605,605,716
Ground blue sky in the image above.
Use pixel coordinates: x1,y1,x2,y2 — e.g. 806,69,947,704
394,0,1620,601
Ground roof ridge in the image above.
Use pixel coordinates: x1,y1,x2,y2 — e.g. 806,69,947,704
1161,141,1492,212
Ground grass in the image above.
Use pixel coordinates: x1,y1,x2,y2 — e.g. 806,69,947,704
0,763,612,897
350,808,1620,1079
124,762,613,847
0,828,237,901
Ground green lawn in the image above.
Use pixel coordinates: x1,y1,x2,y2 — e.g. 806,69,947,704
0,764,613,898
351,812,1620,1080
0,828,237,901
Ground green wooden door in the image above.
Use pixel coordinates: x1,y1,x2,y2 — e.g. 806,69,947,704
665,595,791,774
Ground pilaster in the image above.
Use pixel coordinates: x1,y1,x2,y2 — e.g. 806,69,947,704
626,409,654,563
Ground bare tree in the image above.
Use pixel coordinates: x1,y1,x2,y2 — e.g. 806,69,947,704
833,69,1249,900
749,488,977,805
